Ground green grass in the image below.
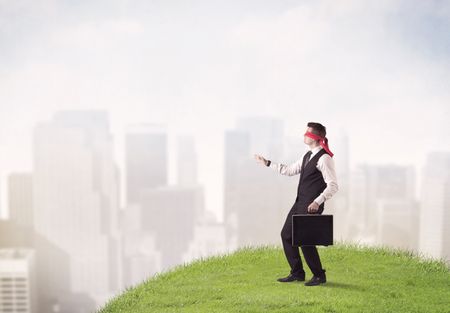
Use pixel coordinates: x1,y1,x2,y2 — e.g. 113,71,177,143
98,242,450,313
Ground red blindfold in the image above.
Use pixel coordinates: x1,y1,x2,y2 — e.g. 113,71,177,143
304,132,334,157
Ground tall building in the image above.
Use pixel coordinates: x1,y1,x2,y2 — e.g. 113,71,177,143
125,124,168,205
348,166,369,239
349,164,417,248
139,186,198,271
123,126,206,284
223,129,250,249
33,111,121,307
8,173,33,229
0,176,3,219
176,135,198,187
236,117,284,161
182,211,227,263
0,208,95,312
120,203,162,288
176,135,205,218
224,118,294,248
376,199,419,251
419,151,450,262
0,249,37,313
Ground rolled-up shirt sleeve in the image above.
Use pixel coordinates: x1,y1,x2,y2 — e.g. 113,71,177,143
314,154,339,205
269,159,303,176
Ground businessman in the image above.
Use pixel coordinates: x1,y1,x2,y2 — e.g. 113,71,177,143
254,122,338,286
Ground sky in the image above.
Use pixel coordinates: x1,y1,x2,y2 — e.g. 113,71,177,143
1,0,449,219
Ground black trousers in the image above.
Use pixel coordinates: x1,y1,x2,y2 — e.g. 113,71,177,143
280,203,326,277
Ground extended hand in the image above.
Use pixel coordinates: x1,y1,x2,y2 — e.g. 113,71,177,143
307,201,320,213
254,154,268,166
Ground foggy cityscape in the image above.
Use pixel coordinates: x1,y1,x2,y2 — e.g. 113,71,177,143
1,0,450,312
0,111,449,312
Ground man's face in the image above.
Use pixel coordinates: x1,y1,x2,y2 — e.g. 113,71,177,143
303,127,315,145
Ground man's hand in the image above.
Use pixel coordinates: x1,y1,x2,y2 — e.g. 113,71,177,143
254,154,269,166
307,201,320,213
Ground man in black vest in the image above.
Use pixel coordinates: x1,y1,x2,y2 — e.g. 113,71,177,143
254,122,338,286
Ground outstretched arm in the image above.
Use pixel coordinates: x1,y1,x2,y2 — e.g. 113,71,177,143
254,154,302,176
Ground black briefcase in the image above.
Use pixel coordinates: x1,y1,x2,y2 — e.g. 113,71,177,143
292,214,333,246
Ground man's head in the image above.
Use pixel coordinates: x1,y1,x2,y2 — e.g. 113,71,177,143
304,122,326,146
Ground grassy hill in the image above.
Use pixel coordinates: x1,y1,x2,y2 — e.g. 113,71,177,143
98,243,450,313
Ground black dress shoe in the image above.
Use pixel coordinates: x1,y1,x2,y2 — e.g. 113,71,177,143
277,273,305,282
304,272,326,286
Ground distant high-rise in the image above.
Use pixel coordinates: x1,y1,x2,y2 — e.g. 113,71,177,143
8,173,33,229
0,249,37,313
223,129,250,248
33,110,121,306
177,135,198,186
419,151,450,262
224,118,293,248
119,206,161,288
0,219,95,313
349,164,417,248
122,127,205,283
0,179,2,219
182,211,227,263
126,124,168,205
139,186,197,270
120,183,202,285
236,116,284,161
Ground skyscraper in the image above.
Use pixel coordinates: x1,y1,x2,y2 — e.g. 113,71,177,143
125,124,168,205
0,219,77,313
349,164,417,248
236,117,284,161
223,129,251,248
224,117,293,247
419,151,450,262
176,135,198,187
139,186,197,270
33,111,121,306
182,211,227,263
8,173,33,229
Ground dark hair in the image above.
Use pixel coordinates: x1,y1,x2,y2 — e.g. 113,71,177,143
307,122,326,138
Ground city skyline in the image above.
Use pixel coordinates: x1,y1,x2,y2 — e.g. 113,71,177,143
0,110,448,312
1,0,450,221
2,110,448,253
0,110,446,222
0,1,449,311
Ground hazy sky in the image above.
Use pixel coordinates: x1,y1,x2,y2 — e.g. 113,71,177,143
1,0,449,219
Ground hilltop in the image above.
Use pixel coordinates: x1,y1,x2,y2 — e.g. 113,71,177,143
98,243,450,313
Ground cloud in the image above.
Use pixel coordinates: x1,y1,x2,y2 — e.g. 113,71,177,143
51,18,144,48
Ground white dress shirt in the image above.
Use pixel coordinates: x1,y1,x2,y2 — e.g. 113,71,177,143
269,146,339,205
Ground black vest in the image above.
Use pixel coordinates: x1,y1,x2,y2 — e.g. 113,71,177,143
294,148,329,212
